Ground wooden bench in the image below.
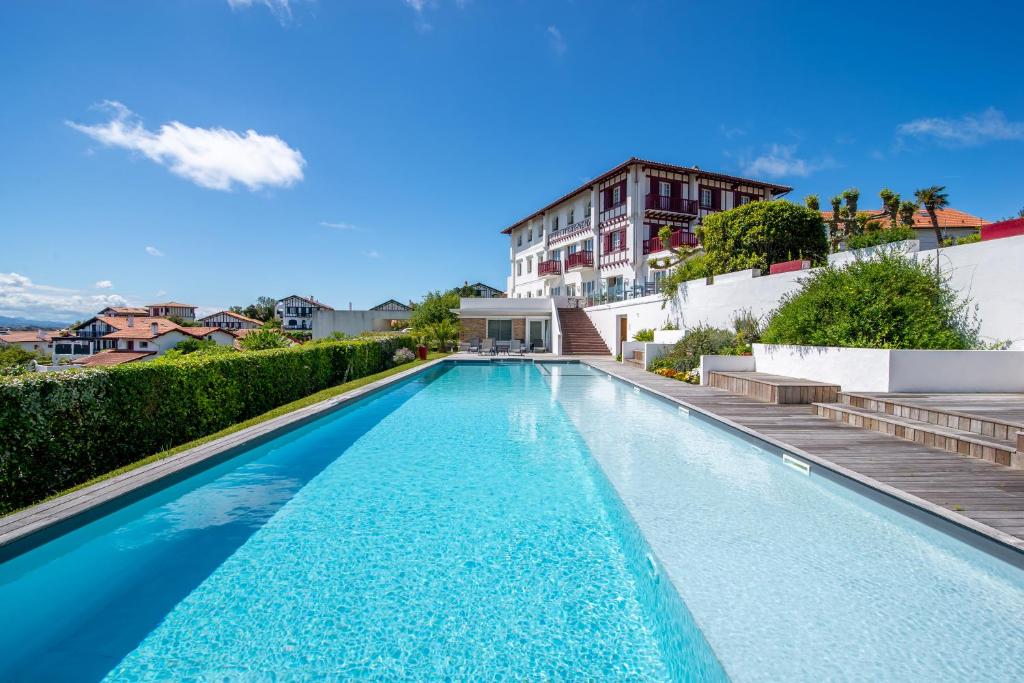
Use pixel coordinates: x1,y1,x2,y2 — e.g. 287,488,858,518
708,371,840,404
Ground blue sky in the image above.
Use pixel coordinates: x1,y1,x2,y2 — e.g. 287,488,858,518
2,0,1022,321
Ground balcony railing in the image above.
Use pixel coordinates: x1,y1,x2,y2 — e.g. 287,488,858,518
547,217,592,243
645,195,699,215
565,251,594,269
538,259,562,276
643,230,699,254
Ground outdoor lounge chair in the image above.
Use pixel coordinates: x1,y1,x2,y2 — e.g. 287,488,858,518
510,339,525,355
468,337,481,353
479,338,495,355
532,342,547,354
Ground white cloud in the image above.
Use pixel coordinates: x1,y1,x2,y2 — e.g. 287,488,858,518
94,280,113,289
67,101,306,192
546,25,567,55
226,0,293,23
741,144,833,179
145,246,164,257
364,250,381,259
897,108,1024,146
320,220,358,230
404,0,434,31
0,272,129,321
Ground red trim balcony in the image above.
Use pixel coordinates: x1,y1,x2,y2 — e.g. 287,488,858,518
643,230,698,254
565,250,594,270
538,259,562,276
645,194,699,216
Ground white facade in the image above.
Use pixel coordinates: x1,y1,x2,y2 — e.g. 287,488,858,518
277,295,333,332
200,310,263,330
504,158,790,303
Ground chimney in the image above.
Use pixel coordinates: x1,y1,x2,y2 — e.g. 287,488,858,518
349,302,352,311
151,322,159,336
127,315,134,328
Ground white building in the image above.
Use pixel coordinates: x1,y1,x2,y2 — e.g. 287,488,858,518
146,302,197,321
277,295,334,332
503,157,791,302
200,310,264,331
71,316,236,366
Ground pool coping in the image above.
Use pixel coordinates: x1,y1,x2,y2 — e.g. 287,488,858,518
0,358,449,556
581,360,1024,567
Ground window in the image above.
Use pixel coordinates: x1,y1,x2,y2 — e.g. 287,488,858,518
517,231,522,246
526,291,532,297
526,256,532,273
610,231,623,250
568,208,575,224
659,181,671,197
738,194,752,206
583,238,594,252
552,216,559,231
516,260,522,276
700,188,714,208
612,185,622,205
551,287,561,296
566,284,577,296
653,270,667,292
550,248,561,261
487,319,513,340
582,280,595,296
586,200,592,215
528,227,533,242
568,243,578,254
139,341,148,349
536,289,543,297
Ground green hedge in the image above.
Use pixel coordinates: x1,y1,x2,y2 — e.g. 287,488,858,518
0,335,414,513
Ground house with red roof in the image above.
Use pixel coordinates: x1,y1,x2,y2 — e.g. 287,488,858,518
276,295,334,332
821,207,988,250
70,315,236,366
200,310,264,330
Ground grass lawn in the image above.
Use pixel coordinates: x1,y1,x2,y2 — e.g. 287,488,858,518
16,353,449,514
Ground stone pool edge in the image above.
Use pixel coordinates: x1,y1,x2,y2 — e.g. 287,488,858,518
0,358,448,554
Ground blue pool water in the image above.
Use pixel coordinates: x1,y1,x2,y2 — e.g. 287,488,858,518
1,361,1022,681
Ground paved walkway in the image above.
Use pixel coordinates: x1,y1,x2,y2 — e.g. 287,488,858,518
585,359,1024,551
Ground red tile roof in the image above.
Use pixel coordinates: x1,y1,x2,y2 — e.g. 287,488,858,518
821,207,989,229
101,318,181,340
146,301,197,309
278,295,334,310
0,330,60,344
100,306,149,316
73,350,155,366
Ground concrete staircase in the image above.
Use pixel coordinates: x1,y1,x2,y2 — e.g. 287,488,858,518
557,308,611,356
814,392,1023,468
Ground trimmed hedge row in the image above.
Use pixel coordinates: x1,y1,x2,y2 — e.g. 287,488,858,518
0,335,414,513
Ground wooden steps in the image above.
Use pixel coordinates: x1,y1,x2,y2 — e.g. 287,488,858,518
556,308,611,356
708,371,840,404
814,392,1023,469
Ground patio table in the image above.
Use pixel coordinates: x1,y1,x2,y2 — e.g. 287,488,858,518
495,340,510,355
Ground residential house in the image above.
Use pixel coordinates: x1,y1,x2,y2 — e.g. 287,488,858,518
200,310,264,330
0,330,61,355
503,157,790,302
97,306,149,317
466,282,505,298
821,207,989,251
71,316,235,366
146,302,198,321
277,295,334,331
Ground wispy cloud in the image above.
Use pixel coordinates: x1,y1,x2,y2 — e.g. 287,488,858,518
145,246,164,257
404,0,434,32
897,108,1024,147
741,144,834,179
67,101,305,192
718,124,746,140
546,25,566,55
364,250,381,259
0,272,129,320
320,220,358,231
226,0,294,23
94,280,113,289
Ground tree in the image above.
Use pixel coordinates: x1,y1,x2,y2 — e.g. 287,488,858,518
914,185,950,250
409,290,460,329
425,319,459,352
698,200,828,275
804,194,819,211
238,329,290,351
762,252,978,349
232,296,277,322
879,188,899,227
899,201,918,228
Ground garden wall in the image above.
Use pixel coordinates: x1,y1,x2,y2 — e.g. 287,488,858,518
0,336,414,514
585,235,1024,352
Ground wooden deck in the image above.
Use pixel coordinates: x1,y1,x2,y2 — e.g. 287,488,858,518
586,359,1024,551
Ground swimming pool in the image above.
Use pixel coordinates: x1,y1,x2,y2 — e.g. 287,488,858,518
0,361,1021,681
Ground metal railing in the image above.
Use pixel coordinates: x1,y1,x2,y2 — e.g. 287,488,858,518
645,194,699,215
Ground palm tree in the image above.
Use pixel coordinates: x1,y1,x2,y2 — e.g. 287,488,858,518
804,194,819,211
914,185,950,248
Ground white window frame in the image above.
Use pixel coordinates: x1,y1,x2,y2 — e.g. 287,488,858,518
700,188,713,208
659,181,671,197
612,186,622,205
516,260,522,276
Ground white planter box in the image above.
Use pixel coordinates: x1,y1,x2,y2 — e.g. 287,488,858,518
753,343,1024,393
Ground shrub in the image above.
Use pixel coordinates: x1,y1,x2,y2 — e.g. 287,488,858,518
0,335,413,513
761,253,978,349
659,254,710,299
649,325,737,373
393,347,415,364
846,226,916,250
699,200,828,275
941,232,981,247
240,329,291,351
632,328,654,342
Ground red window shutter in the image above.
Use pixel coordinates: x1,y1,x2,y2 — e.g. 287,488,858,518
619,180,627,203
712,189,721,210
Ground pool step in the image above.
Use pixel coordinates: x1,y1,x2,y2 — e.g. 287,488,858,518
839,392,1024,443
813,402,1021,468
708,371,840,404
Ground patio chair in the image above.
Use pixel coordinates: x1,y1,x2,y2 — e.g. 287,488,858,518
458,341,471,352
468,337,481,353
532,342,547,354
510,339,525,355
479,338,495,355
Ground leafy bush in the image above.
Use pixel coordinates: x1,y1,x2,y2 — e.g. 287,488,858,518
239,329,291,351
632,328,654,342
941,232,981,247
699,200,828,275
731,309,763,351
761,253,978,349
846,226,916,250
659,254,710,299
0,335,414,513
649,325,737,373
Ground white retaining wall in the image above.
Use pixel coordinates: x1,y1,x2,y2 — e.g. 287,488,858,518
313,309,412,339
587,235,1024,351
698,354,757,385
